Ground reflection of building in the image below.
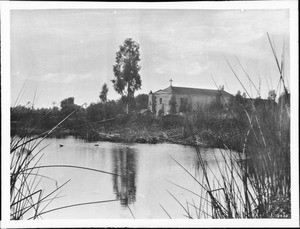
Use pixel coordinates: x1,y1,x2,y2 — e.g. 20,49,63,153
148,85,232,115
112,147,137,206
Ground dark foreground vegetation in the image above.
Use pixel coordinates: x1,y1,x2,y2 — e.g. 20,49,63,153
174,89,291,219
165,35,291,219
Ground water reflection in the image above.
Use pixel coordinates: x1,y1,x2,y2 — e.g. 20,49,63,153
28,137,239,219
112,147,137,206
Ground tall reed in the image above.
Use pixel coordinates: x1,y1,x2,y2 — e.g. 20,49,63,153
170,34,290,219
10,105,120,219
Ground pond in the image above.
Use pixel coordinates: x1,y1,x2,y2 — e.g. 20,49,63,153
24,136,240,219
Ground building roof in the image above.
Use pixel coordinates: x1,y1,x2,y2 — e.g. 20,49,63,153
154,86,232,97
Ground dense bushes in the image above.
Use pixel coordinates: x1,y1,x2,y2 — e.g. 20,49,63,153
162,114,184,128
11,91,287,154
86,100,123,122
11,94,149,137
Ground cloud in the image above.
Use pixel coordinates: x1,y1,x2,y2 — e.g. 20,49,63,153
41,72,92,83
187,62,209,76
10,9,290,107
141,9,289,62
155,66,165,74
215,10,289,36
152,52,210,77
199,10,289,58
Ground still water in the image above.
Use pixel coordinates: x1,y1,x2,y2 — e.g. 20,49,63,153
31,136,235,219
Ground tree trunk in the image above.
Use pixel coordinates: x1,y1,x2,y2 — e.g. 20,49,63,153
126,103,129,115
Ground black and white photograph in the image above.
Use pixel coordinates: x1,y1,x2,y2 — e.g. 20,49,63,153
1,1,299,228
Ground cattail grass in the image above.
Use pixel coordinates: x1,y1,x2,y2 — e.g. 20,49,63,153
167,189,193,218
159,203,172,219
28,199,119,219
126,204,136,219
169,34,290,219
10,105,123,220
10,135,122,219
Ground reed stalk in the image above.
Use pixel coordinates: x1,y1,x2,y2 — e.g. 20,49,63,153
10,106,122,220
170,34,290,219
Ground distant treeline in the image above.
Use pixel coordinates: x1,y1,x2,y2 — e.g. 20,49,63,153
11,90,289,151
10,94,149,137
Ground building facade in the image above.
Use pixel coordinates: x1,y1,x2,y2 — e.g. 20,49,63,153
148,86,232,115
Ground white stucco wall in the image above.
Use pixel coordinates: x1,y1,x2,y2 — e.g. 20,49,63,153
154,92,173,115
149,90,232,115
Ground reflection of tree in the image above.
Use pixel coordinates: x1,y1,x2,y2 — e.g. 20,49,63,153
112,147,137,206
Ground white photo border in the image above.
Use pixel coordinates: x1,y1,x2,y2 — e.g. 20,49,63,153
1,1,298,228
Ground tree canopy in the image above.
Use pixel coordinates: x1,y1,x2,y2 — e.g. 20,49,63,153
135,94,148,110
169,95,177,114
268,89,277,101
60,97,75,110
179,97,192,113
112,38,142,113
99,83,109,103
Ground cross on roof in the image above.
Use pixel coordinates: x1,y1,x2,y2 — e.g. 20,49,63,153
169,78,173,86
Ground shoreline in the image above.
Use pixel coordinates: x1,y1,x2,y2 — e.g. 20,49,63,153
11,122,243,151
11,126,209,147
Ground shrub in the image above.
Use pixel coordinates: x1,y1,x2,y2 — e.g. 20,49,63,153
162,114,183,128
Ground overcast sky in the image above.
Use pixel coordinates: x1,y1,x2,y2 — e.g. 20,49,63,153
10,8,290,108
